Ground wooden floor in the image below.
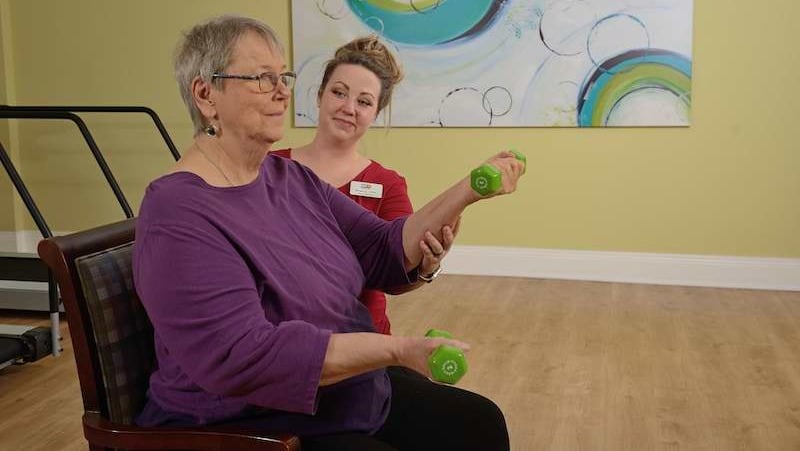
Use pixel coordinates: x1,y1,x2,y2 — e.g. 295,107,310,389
2,275,800,450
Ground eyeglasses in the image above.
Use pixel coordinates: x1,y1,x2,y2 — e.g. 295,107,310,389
212,71,296,93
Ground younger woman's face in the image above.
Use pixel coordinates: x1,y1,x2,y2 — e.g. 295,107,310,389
317,63,381,143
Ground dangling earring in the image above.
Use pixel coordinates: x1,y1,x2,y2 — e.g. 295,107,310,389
204,123,218,137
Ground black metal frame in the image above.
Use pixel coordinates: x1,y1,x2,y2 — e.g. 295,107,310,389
0,139,59,357
0,105,180,361
1,105,180,161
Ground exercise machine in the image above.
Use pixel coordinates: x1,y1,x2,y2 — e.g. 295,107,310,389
0,105,179,369
0,139,57,367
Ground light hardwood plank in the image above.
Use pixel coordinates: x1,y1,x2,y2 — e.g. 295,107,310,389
2,276,800,450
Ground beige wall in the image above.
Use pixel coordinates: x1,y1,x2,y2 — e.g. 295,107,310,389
0,0,16,231
2,0,798,257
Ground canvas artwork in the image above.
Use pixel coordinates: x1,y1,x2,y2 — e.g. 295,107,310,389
291,0,693,127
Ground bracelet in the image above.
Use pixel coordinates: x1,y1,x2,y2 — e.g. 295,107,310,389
418,265,442,283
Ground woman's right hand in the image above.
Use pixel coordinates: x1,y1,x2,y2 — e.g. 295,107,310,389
470,150,526,201
396,335,471,379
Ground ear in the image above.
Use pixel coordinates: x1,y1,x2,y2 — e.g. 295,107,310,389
191,75,217,121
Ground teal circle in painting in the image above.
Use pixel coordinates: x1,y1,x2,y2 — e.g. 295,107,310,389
577,49,692,126
346,0,505,46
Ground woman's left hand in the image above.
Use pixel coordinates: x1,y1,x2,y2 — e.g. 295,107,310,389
419,217,460,276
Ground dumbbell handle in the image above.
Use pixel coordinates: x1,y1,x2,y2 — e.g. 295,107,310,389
470,149,526,196
425,329,468,385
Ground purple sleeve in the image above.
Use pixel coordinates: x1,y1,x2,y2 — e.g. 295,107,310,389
134,220,330,414
324,186,413,289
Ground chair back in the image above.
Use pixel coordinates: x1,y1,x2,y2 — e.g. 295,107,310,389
75,237,153,423
38,218,146,422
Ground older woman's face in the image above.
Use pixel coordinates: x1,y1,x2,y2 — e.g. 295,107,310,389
211,31,289,147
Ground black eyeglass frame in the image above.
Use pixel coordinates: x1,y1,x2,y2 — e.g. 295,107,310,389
211,71,296,93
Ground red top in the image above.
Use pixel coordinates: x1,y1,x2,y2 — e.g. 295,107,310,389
271,148,412,334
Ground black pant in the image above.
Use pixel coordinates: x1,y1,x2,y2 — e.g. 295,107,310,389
302,366,510,451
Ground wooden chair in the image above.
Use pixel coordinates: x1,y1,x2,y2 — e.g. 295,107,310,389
38,218,300,450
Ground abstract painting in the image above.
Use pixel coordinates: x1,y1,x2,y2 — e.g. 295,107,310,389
291,0,693,127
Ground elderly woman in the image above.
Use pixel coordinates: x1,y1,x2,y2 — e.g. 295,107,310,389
134,15,522,451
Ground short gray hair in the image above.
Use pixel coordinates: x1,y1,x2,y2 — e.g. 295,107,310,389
174,15,284,133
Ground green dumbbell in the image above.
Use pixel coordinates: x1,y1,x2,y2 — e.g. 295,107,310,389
425,329,468,385
470,149,526,196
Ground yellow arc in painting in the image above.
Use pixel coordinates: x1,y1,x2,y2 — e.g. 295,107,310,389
363,0,441,13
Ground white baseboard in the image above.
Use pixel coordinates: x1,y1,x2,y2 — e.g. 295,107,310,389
0,281,56,311
1,230,70,311
0,229,71,253
0,231,16,252
17,229,71,253
3,231,800,298
443,246,800,292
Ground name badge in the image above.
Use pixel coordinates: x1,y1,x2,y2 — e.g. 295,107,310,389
349,181,384,199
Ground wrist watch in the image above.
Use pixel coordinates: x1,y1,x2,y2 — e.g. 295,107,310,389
418,265,442,283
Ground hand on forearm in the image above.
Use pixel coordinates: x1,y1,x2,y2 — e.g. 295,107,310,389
402,178,475,269
385,222,458,294
419,219,458,275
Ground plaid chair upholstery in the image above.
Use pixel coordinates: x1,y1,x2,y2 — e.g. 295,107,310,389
75,242,154,425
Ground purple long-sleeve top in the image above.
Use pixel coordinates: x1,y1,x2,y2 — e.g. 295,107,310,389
133,154,414,435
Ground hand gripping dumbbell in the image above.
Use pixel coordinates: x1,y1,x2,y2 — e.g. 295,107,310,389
470,149,526,196
425,329,468,385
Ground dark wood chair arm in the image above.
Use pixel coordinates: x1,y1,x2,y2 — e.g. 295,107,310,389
82,412,301,451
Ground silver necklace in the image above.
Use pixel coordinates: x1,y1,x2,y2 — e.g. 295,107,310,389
195,140,235,187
